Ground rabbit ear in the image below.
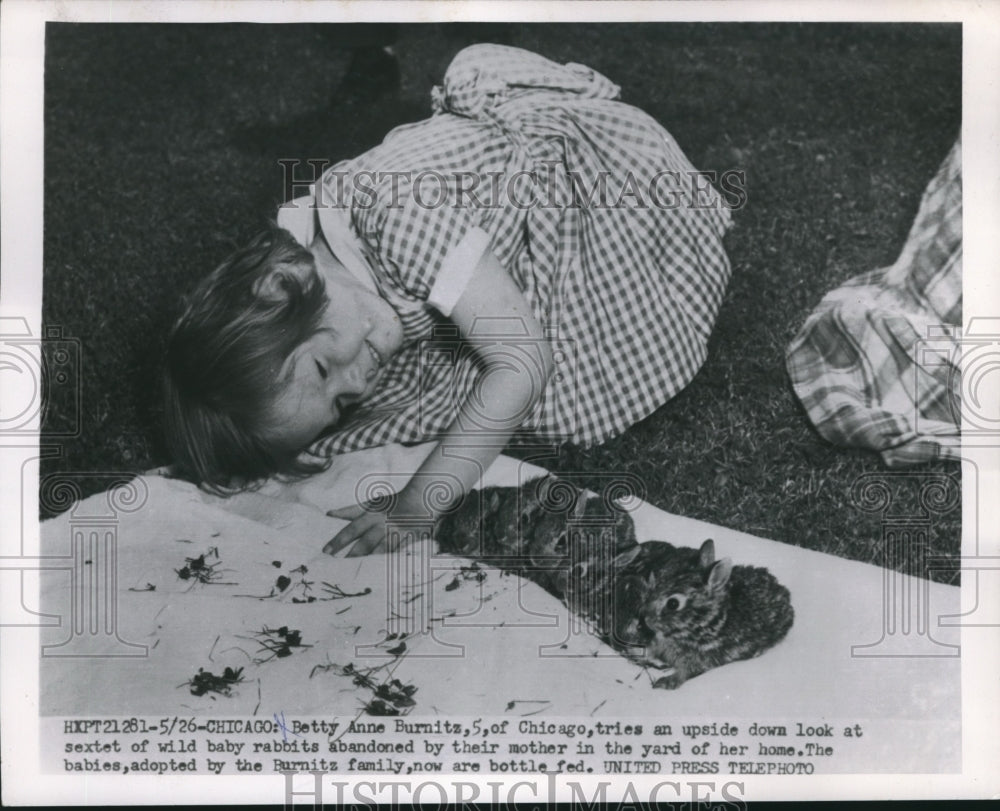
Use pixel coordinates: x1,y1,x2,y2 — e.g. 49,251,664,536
699,539,716,569
613,544,642,570
708,558,733,591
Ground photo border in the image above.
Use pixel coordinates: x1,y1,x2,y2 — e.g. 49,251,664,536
2,0,998,804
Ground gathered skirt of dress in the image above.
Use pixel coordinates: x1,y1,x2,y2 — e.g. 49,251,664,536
304,44,734,459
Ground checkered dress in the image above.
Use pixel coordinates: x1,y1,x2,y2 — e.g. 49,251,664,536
785,139,962,467
291,45,733,457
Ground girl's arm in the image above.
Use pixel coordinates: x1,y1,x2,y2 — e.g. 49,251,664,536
324,248,553,555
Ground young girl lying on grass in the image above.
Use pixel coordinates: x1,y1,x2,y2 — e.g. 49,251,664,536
164,44,734,556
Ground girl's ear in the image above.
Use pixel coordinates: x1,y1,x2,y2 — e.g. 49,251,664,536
252,263,315,302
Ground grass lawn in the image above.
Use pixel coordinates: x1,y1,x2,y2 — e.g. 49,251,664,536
41,22,961,581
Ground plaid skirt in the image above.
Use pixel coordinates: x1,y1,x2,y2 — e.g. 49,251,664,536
290,45,734,458
785,139,962,467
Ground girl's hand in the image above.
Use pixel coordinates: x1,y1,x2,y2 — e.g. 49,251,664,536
323,507,392,557
324,498,429,557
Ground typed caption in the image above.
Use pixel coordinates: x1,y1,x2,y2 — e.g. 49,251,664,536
47,713,954,777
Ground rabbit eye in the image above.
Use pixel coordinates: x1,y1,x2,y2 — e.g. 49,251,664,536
665,594,686,611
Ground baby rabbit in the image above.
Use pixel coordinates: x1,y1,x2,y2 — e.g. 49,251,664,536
435,475,794,688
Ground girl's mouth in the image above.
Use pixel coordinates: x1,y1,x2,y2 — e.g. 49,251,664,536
365,339,383,368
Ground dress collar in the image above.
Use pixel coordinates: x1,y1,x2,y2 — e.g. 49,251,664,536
276,188,378,294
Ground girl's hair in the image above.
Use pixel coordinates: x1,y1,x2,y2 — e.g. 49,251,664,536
163,225,331,494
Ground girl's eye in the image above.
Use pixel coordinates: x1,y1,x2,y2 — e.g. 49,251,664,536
314,359,328,380
665,594,686,611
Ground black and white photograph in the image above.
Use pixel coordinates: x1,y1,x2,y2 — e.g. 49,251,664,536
1,0,998,805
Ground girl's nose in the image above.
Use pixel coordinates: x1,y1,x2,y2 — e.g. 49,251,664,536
334,359,369,397
330,375,364,416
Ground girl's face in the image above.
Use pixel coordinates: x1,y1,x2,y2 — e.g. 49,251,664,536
264,244,403,453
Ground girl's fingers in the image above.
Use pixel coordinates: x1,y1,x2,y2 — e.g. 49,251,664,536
324,522,426,557
323,513,387,556
323,518,368,555
326,504,367,521
322,530,354,556
346,526,387,557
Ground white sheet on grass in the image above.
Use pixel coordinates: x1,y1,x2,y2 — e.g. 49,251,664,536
38,443,960,771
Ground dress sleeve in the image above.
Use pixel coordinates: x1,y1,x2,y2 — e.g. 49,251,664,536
353,174,492,317
275,194,316,246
